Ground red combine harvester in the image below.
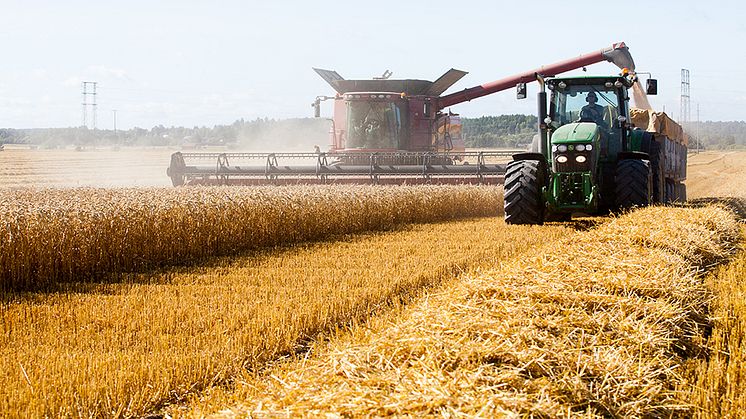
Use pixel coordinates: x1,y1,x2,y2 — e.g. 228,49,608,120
167,42,635,186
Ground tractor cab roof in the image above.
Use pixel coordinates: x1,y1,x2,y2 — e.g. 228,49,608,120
547,75,635,89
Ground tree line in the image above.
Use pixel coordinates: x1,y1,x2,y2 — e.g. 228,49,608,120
1,115,743,150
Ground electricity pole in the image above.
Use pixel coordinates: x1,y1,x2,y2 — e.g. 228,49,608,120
697,102,699,154
81,81,98,129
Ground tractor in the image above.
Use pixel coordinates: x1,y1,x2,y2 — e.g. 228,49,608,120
504,71,688,224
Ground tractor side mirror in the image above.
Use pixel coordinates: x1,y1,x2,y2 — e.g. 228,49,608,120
516,82,527,100
312,98,321,118
646,79,658,95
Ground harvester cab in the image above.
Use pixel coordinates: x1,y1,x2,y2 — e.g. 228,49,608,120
505,69,688,225
312,67,469,157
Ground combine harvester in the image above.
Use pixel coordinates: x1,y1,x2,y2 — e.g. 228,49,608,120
166,43,640,186
504,60,688,224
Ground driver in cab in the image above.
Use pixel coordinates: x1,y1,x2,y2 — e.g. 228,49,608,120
579,91,607,129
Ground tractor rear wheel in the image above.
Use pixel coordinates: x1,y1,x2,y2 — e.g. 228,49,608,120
614,159,652,210
504,160,544,225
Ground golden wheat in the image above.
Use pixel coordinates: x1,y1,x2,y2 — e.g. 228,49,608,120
194,206,740,418
0,214,573,417
683,225,746,418
0,185,501,291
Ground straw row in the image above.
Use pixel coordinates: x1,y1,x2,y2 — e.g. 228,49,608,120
0,185,502,291
0,218,571,417
205,205,740,417
684,225,746,417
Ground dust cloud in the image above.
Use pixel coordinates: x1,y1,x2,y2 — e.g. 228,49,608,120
0,147,175,188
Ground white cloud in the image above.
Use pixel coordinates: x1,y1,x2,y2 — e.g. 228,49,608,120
62,65,133,88
31,68,49,79
63,76,82,87
87,65,131,81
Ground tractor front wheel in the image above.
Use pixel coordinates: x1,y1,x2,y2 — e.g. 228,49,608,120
504,160,544,225
614,159,652,210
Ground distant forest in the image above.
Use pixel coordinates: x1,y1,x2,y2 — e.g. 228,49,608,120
1,115,744,150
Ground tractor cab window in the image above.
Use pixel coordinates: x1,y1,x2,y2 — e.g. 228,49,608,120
347,100,406,149
554,85,620,131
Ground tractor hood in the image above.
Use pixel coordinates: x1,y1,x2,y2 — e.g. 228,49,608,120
551,122,600,144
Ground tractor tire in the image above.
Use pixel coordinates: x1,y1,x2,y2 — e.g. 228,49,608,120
614,159,652,210
504,160,544,225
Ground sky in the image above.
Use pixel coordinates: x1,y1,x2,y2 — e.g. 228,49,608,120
1,0,745,129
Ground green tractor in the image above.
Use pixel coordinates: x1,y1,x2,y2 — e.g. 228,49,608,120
504,72,687,224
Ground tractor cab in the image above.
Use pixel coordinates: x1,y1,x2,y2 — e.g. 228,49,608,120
546,75,634,162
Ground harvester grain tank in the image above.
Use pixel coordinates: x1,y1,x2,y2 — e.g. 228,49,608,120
167,42,637,186
504,67,688,224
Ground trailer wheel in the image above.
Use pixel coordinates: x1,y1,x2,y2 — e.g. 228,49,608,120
504,160,544,225
615,159,652,210
648,140,664,203
664,180,675,203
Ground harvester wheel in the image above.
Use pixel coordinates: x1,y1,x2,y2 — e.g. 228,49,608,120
615,159,652,210
504,160,544,225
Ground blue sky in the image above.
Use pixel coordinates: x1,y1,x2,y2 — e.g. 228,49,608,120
1,0,744,129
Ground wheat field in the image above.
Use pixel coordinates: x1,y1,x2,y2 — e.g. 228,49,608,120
0,212,575,417
2,152,745,417
683,225,746,418
0,185,500,291
183,206,740,417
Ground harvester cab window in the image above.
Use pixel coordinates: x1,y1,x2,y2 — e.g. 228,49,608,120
347,100,405,149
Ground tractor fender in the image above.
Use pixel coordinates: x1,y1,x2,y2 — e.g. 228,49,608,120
511,152,548,183
617,151,649,161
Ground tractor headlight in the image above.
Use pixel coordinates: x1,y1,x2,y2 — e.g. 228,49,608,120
576,144,586,152
557,144,568,152
585,144,593,151
551,145,558,152
556,155,568,163
575,155,587,163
